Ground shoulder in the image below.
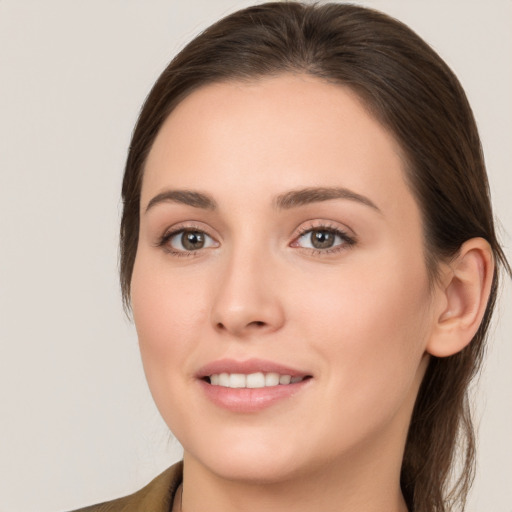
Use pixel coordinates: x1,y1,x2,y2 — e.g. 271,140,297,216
68,461,183,512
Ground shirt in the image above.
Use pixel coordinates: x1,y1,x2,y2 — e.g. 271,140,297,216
69,461,183,512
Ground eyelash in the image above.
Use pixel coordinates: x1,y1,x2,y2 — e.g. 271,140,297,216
156,223,356,257
156,223,214,258
293,224,357,255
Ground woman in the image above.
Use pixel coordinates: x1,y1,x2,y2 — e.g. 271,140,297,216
73,2,509,511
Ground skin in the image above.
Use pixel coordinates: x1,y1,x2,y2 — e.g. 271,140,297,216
131,74,451,512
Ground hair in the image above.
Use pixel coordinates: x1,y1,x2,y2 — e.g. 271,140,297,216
119,3,510,511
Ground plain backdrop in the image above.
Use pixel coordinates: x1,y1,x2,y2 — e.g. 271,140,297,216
0,1,510,511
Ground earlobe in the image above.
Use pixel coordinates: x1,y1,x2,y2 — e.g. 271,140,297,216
427,238,494,358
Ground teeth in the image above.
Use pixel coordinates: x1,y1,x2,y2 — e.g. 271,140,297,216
229,373,246,388
247,372,265,388
208,372,306,388
218,373,230,387
265,372,280,386
279,375,291,385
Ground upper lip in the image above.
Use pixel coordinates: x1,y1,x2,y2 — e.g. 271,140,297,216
196,358,311,378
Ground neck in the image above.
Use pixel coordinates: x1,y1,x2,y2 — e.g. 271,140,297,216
179,443,409,512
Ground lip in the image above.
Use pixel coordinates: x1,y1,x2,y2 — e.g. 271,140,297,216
196,358,313,413
196,358,310,379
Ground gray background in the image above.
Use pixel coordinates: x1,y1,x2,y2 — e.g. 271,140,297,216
0,1,510,511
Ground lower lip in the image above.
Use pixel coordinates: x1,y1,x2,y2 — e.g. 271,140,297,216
199,379,311,413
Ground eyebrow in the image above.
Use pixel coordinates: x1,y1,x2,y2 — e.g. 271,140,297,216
145,186,380,213
274,187,381,212
145,189,217,213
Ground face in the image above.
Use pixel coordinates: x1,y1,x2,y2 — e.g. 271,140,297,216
131,75,436,483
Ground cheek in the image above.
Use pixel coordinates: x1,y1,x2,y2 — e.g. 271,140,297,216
130,253,217,437
130,252,210,381
297,255,432,418
299,252,431,339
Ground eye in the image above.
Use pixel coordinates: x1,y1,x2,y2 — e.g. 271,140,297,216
163,229,218,253
293,227,355,252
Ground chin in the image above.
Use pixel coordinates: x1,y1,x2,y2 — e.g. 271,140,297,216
184,435,310,484
207,457,305,485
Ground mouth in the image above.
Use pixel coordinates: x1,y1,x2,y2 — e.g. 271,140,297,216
203,372,311,388
196,359,313,412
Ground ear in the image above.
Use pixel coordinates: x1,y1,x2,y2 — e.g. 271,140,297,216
427,238,494,358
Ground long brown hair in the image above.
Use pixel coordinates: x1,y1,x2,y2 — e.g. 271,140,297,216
119,3,510,511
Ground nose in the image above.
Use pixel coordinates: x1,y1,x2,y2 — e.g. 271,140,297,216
210,247,285,338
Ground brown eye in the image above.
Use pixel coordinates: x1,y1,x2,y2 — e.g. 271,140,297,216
181,231,205,250
167,229,217,253
294,227,355,252
310,230,335,249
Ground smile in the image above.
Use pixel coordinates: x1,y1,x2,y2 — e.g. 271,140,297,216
197,358,313,412
208,372,307,388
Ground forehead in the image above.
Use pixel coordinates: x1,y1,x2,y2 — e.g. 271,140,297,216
142,74,414,219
